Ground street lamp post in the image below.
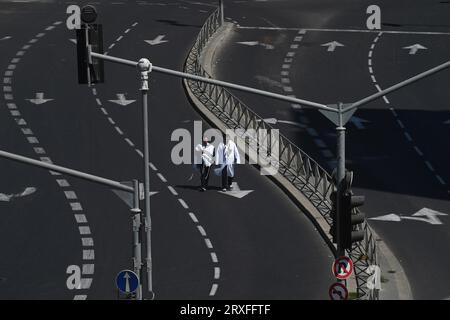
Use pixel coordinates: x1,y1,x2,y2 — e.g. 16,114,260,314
335,102,346,258
137,58,154,300
131,179,143,300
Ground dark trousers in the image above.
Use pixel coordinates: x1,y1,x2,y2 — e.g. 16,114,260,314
200,164,211,188
221,166,233,189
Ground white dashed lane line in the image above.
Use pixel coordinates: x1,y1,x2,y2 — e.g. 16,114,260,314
1,21,95,299
189,212,199,223
157,173,167,183
197,225,207,237
367,32,448,190
135,149,144,157
87,21,221,297
167,185,178,196
209,283,218,296
278,29,336,167
178,198,189,209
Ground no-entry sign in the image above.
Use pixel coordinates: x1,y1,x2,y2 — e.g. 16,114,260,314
332,256,353,280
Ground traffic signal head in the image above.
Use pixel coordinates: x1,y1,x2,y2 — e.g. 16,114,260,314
340,192,366,250
76,24,104,84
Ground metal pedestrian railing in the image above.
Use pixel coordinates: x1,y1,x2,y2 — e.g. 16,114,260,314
183,7,379,300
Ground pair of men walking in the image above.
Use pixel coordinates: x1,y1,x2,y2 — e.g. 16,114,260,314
195,135,240,192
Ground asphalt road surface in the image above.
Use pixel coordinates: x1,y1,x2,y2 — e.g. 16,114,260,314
0,0,334,300
212,0,450,299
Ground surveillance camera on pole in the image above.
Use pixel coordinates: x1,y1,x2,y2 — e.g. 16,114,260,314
75,5,104,85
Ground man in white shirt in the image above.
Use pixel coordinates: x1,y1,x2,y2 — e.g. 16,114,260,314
215,135,241,191
195,136,215,192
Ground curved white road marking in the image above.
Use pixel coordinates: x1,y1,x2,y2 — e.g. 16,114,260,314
1,21,95,299
367,33,447,191
279,30,336,168
88,21,221,297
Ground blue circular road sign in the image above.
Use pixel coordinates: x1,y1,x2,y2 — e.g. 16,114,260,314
116,270,139,294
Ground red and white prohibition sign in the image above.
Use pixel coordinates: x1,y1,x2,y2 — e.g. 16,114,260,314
329,282,348,300
332,256,353,280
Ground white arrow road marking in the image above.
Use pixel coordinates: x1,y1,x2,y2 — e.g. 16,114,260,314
219,182,254,199
237,41,274,50
349,116,370,129
69,39,77,44
321,41,344,52
26,92,54,105
145,35,169,46
408,208,447,225
0,187,36,202
369,214,402,222
108,94,136,106
403,44,427,55
0,36,12,41
369,208,447,225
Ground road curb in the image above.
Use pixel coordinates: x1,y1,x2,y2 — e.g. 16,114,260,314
183,22,413,300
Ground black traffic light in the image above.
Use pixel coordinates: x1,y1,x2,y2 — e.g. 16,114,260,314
340,188,365,250
76,23,104,84
76,6,104,85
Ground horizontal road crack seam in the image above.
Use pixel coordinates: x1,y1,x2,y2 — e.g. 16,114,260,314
1,20,94,300
89,23,220,297
368,33,448,191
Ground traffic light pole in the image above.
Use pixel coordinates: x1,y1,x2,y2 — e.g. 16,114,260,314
336,102,346,258
84,24,91,86
131,179,143,300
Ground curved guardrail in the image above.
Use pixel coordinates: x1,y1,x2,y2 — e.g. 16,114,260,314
184,7,379,300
